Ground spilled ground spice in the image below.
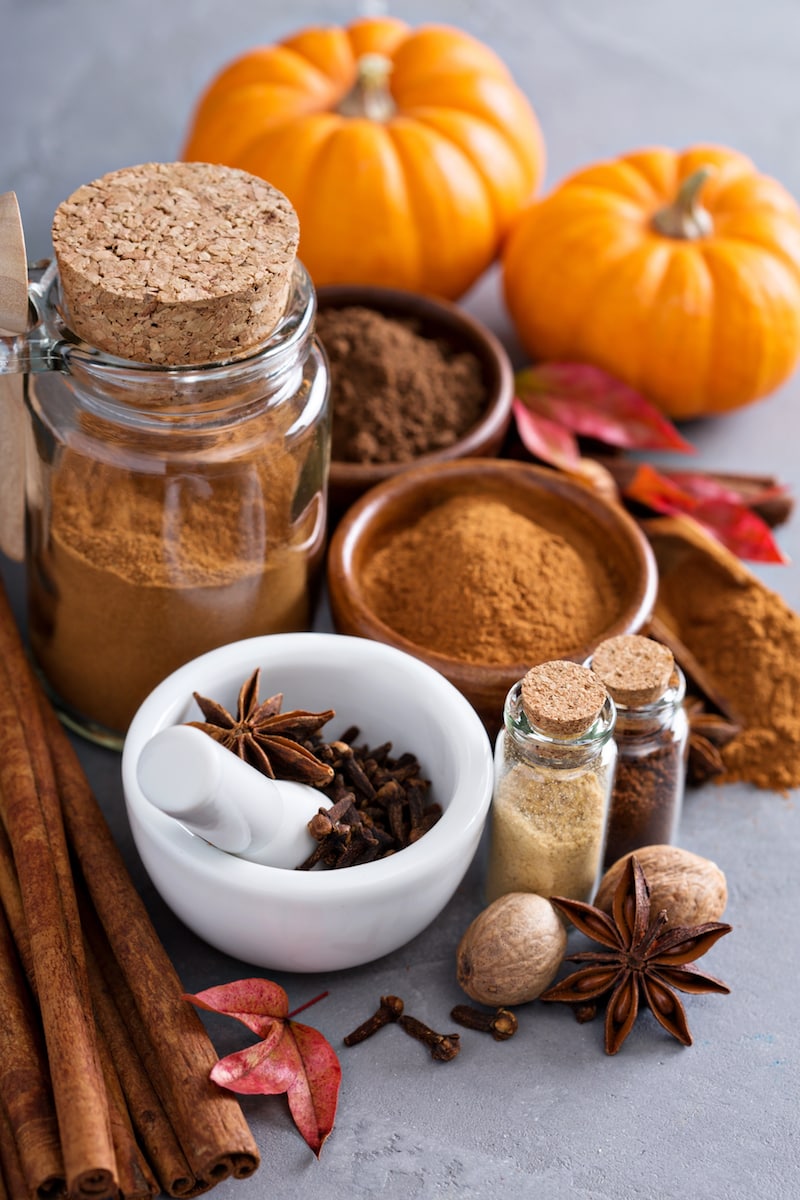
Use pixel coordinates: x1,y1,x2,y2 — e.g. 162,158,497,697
316,306,485,464
361,494,617,664
654,538,800,792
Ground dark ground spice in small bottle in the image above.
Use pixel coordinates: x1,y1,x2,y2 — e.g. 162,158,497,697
589,635,689,870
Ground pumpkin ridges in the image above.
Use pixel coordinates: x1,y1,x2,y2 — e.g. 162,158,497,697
394,73,543,186
282,120,423,291
390,24,515,85
643,245,716,418
345,15,410,61
619,148,680,199
279,26,361,88
386,118,496,297
195,44,334,104
183,85,326,163
404,107,537,229
710,213,800,281
576,241,675,384
700,239,800,407
503,192,644,359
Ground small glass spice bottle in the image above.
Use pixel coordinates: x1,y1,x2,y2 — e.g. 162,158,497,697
588,635,689,870
485,660,617,905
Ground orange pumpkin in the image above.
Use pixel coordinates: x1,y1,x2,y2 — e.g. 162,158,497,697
502,145,800,420
182,17,544,300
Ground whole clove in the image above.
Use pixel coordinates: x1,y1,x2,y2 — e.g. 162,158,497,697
450,1004,518,1041
296,727,441,870
397,1015,461,1062
343,996,404,1046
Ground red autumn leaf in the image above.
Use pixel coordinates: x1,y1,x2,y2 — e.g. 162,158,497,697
512,397,581,469
623,463,788,564
515,363,694,454
184,979,341,1157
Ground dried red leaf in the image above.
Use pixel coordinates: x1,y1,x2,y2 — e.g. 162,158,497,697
624,463,788,564
515,363,694,454
511,398,581,469
184,979,341,1157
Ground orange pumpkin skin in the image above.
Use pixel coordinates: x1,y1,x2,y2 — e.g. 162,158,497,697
182,17,544,300
502,145,800,419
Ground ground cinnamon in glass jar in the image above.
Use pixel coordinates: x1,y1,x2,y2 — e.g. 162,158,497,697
27,162,328,743
361,494,618,664
316,305,485,464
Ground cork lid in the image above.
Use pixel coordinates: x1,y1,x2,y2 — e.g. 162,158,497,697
590,634,674,706
520,660,608,739
51,162,299,366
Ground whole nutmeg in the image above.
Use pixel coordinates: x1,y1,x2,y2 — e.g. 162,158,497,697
595,845,728,928
456,892,567,1006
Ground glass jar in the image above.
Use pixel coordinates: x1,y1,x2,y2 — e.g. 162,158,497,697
589,636,689,870
2,259,329,748
485,661,617,905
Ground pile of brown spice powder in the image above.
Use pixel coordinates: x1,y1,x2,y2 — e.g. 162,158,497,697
654,540,800,792
361,495,617,664
315,306,486,464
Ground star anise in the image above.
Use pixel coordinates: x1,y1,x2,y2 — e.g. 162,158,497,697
540,855,732,1055
188,668,335,787
685,696,741,786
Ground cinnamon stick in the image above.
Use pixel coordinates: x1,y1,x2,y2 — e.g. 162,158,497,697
0,1103,29,1200
1,799,167,1199
45,703,260,1187
0,899,64,1197
594,455,794,528
0,577,259,1193
80,896,198,1198
0,644,117,1198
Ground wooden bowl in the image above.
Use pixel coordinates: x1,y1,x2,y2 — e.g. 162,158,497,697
315,285,514,518
327,459,658,735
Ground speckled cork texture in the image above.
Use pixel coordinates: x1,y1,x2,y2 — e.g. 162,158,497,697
520,660,607,738
51,161,299,365
591,634,674,707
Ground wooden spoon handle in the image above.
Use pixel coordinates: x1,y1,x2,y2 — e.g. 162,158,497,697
0,192,29,563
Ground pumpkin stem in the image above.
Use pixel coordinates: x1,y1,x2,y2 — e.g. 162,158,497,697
337,53,396,122
651,167,715,240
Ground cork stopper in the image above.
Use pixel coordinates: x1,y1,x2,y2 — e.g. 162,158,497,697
590,635,674,707
51,162,299,366
520,660,608,739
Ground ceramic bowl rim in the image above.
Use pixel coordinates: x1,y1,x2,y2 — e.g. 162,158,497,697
317,283,514,487
327,457,659,676
121,632,495,897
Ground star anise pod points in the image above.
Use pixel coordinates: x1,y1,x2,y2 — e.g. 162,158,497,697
188,668,335,788
541,856,732,1055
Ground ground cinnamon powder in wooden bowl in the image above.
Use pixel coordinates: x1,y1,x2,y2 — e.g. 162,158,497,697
362,494,616,665
328,461,656,731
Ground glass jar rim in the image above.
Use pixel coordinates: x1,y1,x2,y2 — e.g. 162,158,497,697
29,257,316,381
503,678,617,750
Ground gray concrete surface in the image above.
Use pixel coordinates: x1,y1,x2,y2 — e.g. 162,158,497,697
1,2,798,1197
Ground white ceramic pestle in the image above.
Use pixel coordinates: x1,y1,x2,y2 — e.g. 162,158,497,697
135,724,331,868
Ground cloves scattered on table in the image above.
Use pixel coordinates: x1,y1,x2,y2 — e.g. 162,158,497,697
343,996,404,1046
397,1014,461,1062
450,1004,518,1041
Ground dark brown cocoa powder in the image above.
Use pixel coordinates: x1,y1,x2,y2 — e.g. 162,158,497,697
316,305,486,464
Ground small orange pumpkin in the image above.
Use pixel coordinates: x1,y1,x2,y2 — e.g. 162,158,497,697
182,17,544,300
502,145,800,420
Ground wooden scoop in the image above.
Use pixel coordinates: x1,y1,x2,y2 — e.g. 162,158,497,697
0,191,29,562
641,514,750,725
